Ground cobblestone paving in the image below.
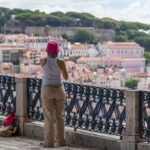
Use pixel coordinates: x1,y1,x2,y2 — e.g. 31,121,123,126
0,137,99,150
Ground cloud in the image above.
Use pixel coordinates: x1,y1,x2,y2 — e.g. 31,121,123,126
0,0,150,24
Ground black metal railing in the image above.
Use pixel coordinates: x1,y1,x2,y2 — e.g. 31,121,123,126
140,91,150,143
0,75,16,114
27,78,43,121
27,78,126,138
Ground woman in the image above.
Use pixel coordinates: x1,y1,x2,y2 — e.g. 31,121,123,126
40,40,68,147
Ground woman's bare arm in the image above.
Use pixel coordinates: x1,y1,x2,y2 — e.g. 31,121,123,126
40,58,47,67
58,60,68,80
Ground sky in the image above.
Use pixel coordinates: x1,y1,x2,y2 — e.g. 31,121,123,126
0,0,150,24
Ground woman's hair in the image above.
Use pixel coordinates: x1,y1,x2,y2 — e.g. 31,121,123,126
48,53,58,57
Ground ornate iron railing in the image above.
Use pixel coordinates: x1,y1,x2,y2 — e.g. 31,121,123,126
64,83,126,138
27,78,126,138
140,91,150,143
0,75,16,114
27,78,43,121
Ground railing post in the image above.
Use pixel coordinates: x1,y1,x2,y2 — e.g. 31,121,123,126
15,78,27,135
121,90,142,150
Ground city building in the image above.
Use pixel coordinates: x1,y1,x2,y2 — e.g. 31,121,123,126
69,43,89,57
93,67,126,88
0,43,27,65
20,59,42,77
0,63,13,74
134,73,150,90
25,36,49,50
77,56,145,73
0,34,27,44
65,61,96,84
98,41,144,57
77,57,103,69
26,49,46,65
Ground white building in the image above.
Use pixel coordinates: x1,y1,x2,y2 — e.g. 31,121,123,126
59,41,70,57
77,56,145,73
93,67,126,89
69,43,89,57
135,73,150,90
26,49,47,65
65,61,96,84
138,78,150,90
0,43,27,64
0,34,26,44
25,36,49,50
77,57,103,69
98,41,144,57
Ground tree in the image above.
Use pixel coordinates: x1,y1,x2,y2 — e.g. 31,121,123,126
125,78,139,90
46,15,61,26
126,29,147,40
51,11,64,17
0,7,11,26
61,16,75,26
44,25,51,36
144,52,150,65
74,28,98,44
115,35,128,42
101,18,119,30
61,33,68,40
134,36,150,52
12,8,29,14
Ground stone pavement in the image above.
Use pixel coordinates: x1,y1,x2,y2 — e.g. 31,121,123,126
0,137,99,150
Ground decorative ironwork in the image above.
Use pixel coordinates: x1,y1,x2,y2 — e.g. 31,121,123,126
27,78,126,137
27,78,43,121
140,91,150,143
64,83,126,138
0,75,16,114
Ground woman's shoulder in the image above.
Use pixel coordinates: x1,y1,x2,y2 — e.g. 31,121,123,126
58,58,66,64
57,58,66,68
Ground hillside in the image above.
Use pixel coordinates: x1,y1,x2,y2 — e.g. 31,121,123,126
1,7,150,51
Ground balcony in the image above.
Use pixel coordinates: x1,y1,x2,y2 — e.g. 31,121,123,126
0,75,150,150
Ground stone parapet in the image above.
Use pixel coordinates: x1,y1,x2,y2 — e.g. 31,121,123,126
15,78,28,135
24,122,121,150
121,90,144,150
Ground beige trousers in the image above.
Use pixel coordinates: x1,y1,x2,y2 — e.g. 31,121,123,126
41,84,65,146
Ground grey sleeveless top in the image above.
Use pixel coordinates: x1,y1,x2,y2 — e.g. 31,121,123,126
42,56,62,85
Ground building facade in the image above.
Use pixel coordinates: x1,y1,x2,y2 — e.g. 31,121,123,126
98,41,144,57
69,43,89,57
0,43,27,65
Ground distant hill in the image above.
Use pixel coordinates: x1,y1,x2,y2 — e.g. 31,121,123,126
1,7,150,51
1,7,150,31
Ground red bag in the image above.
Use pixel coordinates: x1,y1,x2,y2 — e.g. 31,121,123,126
4,111,15,127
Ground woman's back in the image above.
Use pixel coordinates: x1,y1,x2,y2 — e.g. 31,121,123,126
42,56,61,85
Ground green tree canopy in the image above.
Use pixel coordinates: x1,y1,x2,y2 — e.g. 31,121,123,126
50,11,64,17
44,25,51,36
74,28,100,44
125,78,139,90
115,35,129,42
134,36,150,52
144,52,150,65
61,33,68,40
1,7,150,31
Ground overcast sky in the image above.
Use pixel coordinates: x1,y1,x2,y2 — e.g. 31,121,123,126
0,0,150,24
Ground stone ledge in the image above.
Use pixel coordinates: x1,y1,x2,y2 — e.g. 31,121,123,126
137,142,150,150
1,117,150,150
24,122,122,150
0,115,6,125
